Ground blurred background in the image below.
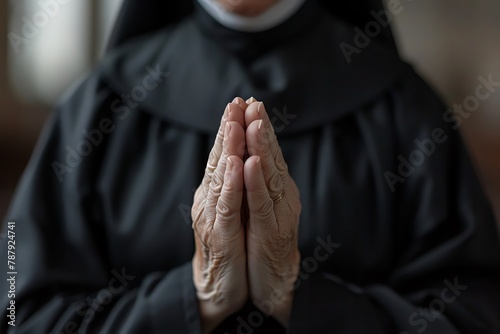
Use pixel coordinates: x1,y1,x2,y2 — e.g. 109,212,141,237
0,0,499,223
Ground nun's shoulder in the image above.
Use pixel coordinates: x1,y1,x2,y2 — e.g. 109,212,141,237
51,66,116,134
326,16,449,124
384,67,452,132
52,20,187,122
324,15,448,128
96,18,194,94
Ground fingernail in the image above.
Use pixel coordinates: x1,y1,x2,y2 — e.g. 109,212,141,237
227,157,234,171
258,119,263,132
255,157,261,166
232,97,242,104
246,97,257,104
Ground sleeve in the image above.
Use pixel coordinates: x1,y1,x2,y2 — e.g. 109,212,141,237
287,72,500,333
0,76,201,334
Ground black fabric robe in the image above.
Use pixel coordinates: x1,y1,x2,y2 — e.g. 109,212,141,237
2,1,500,333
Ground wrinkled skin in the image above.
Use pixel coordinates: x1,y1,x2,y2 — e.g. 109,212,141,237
192,98,301,332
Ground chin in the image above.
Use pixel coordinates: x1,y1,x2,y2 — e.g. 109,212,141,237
216,0,279,17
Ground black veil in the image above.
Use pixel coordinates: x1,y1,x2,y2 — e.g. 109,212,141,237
107,0,397,52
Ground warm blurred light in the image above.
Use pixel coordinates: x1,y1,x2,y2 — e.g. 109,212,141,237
7,0,123,106
387,0,500,137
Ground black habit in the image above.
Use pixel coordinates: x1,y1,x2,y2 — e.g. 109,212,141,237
1,0,500,333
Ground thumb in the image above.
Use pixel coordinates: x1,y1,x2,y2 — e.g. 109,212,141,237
244,156,277,234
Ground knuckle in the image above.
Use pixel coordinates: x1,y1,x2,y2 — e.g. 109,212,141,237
269,171,282,193
204,166,215,181
209,170,224,194
202,169,214,190
207,152,219,172
205,192,217,207
222,175,235,192
206,151,220,173
253,198,274,221
216,197,239,221
201,177,211,192
216,212,239,226
276,159,289,177
218,122,226,136
216,199,231,217
261,145,274,160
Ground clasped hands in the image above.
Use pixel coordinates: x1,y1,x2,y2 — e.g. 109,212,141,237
191,98,301,332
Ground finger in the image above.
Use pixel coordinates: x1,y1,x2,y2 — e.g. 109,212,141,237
246,97,257,105
225,102,246,131
233,97,249,111
246,118,284,200
244,102,288,176
244,101,271,133
202,103,246,196
244,156,278,234
205,121,246,227
214,155,244,238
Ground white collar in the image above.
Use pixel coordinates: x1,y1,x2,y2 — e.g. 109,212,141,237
196,0,307,32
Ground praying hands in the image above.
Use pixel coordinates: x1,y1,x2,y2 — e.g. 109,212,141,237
191,97,302,333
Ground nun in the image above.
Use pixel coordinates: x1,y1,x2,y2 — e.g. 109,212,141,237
1,0,500,333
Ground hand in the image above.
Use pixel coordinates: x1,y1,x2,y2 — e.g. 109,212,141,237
243,100,302,327
192,99,249,333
